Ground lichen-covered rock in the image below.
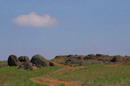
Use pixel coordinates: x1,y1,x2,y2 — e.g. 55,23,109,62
110,55,125,62
8,55,20,66
18,62,37,70
84,54,112,62
31,54,50,68
18,56,30,62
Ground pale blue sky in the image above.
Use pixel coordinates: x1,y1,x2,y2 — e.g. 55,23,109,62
0,0,130,60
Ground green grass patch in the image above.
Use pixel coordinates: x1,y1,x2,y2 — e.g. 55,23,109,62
0,66,62,86
51,64,130,86
0,61,7,64
59,83,65,86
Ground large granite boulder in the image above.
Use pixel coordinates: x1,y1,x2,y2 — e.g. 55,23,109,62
8,55,20,66
31,54,50,68
110,55,125,62
18,56,30,63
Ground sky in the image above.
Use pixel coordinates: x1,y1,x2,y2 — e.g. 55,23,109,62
0,0,130,60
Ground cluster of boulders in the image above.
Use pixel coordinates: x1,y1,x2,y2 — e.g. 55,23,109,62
7,54,55,70
55,54,128,65
0,53,129,70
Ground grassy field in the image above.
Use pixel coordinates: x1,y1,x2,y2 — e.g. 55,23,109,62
51,64,130,86
0,61,7,64
0,65,62,86
1,60,130,86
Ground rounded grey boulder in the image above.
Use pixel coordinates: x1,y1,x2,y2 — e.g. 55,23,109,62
8,55,20,66
18,56,30,62
110,55,125,62
31,54,50,68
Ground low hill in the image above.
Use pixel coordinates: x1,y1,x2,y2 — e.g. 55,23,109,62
52,54,130,66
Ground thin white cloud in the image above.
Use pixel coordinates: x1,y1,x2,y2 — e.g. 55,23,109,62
13,12,58,27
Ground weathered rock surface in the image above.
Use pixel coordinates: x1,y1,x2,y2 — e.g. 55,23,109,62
55,54,127,65
8,55,20,66
18,62,37,70
18,56,30,62
31,54,54,68
110,55,126,62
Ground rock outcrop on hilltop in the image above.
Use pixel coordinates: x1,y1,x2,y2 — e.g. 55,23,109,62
54,54,128,65
8,55,20,66
5,53,130,70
